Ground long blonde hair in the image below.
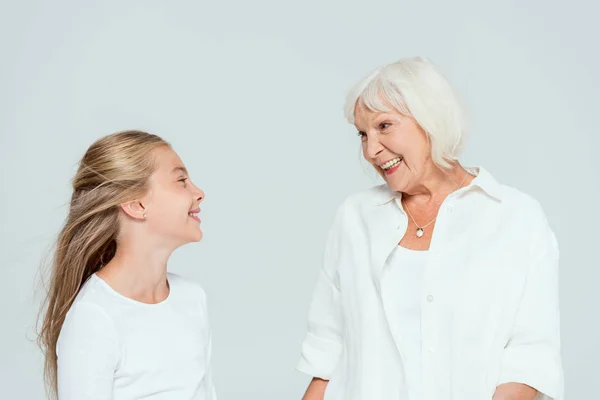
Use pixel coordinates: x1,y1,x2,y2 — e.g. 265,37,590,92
37,130,170,398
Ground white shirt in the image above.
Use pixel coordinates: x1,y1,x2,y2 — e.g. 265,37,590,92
297,167,563,400
386,246,429,400
57,273,217,400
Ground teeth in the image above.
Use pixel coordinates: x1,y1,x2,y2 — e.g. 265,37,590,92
189,212,197,217
381,157,403,170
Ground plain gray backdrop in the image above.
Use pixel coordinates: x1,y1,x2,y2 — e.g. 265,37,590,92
1,0,598,398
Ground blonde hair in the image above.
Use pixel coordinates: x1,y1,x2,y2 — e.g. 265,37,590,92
37,130,170,398
344,56,469,169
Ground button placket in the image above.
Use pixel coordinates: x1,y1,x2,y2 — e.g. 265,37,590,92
421,246,444,400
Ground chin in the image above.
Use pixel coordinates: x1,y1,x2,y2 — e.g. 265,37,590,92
178,230,203,245
384,178,408,194
191,230,203,242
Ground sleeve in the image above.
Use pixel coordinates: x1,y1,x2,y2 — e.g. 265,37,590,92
296,205,346,380
497,208,564,399
203,333,218,400
198,289,218,400
57,301,120,400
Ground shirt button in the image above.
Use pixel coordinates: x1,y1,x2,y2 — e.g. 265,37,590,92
427,295,434,302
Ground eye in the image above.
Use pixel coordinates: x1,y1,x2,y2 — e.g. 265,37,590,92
379,122,391,130
178,178,188,186
357,131,367,141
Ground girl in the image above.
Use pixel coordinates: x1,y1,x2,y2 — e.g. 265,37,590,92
38,131,216,399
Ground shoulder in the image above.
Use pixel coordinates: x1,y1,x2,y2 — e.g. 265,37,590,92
58,296,119,356
63,276,118,330
62,297,114,329
168,273,207,305
324,184,396,233
344,184,392,207
473,166,551,229
68,276,120,320
334,184,393,218
497,184,552,230
489,181,558,255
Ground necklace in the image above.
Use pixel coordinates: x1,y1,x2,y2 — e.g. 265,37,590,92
402,171,469,238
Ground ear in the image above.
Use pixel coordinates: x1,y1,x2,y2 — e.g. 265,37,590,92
120,200,146,220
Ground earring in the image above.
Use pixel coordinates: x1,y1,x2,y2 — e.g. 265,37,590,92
143,213,147,219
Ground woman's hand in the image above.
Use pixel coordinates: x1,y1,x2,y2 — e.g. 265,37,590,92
493,382,538,400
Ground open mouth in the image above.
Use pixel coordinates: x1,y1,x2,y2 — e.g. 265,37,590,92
380,157,403,174
188,209,200,222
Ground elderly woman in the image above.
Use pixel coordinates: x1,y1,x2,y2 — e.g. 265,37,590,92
297,57,563,400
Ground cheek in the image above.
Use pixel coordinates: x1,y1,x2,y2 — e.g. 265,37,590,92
150,189,190,223
393,131,429,161
381,128,405,153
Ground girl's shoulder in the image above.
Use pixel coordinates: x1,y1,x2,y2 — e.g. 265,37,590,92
167,272,208,305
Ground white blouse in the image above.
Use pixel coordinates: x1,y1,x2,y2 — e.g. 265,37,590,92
297,167,563,400
385,246,429,400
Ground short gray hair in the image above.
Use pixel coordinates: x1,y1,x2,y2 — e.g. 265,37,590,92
344,56,468,169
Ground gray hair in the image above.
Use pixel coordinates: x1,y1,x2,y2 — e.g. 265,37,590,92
344,56,468,169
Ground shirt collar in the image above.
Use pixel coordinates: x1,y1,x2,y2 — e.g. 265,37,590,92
371,166,504,206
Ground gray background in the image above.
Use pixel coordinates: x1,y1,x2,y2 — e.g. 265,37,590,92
1,0,598,398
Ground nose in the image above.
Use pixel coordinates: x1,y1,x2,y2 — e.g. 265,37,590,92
192,184,205,204
365,134,384,160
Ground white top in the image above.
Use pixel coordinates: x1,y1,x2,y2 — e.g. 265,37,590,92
297,167,563,400
385,246,429,400
57,273,217,400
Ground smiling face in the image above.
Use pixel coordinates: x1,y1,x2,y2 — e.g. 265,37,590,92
354,101,434,194
140,145,205,246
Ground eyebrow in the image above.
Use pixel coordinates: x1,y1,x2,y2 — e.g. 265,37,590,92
172,166,189,176
355,113,395,129
374,113,396,122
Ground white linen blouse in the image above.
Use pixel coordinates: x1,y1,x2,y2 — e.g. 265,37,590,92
297,167,563,400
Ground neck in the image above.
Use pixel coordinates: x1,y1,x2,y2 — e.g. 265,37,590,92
402,162,471,206
99,235,173,303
